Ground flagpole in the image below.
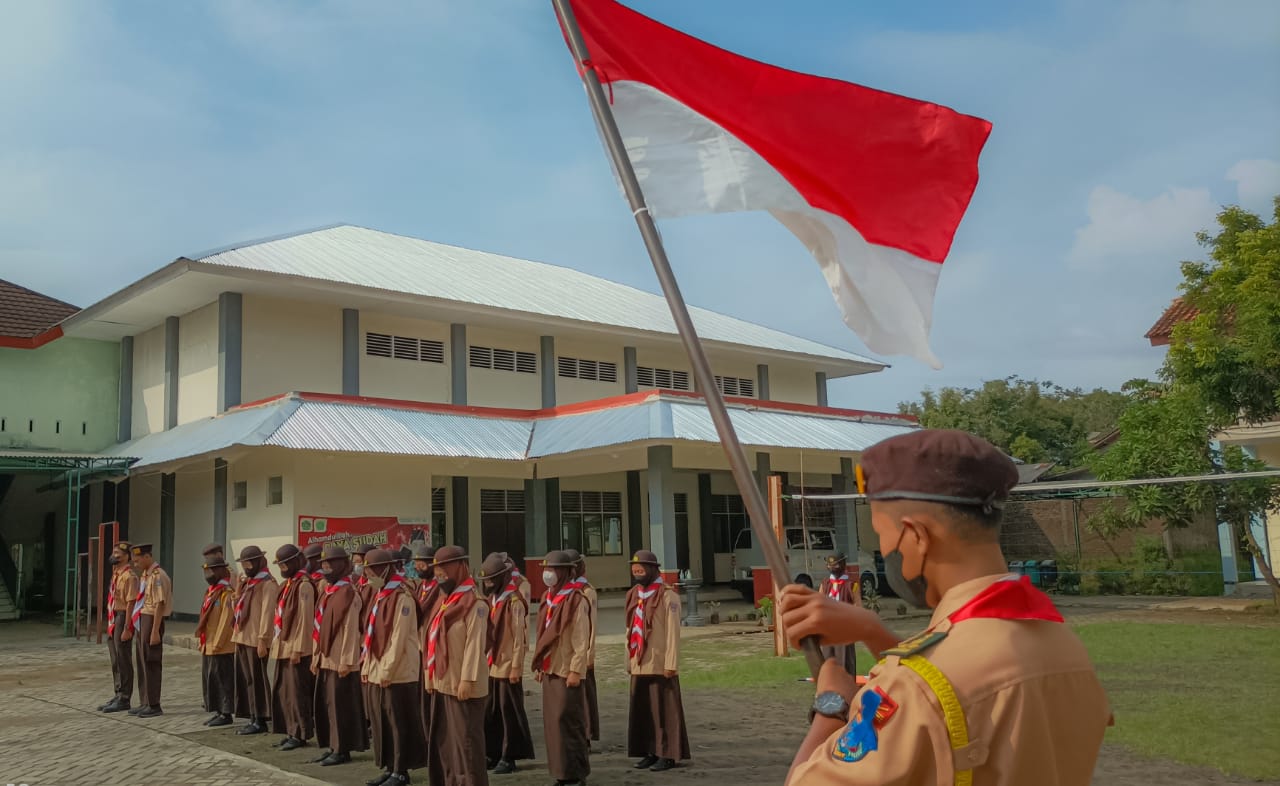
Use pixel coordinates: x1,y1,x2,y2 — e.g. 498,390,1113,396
551,0,824,678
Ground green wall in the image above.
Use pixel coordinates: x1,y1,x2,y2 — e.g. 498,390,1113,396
0,337,120,452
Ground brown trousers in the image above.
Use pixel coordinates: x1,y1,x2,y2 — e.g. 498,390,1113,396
235,644,272,722
542,675,590,782
427,691,488,786
202,653,235,715
315,669,369,754
370,682,428,774
134,615,163,708
108,611,134,702
628,674,691,760
272,657,315,740
485,677,535,762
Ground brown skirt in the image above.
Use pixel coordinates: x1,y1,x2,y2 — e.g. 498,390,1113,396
542,675,590,781
202,653,235,715
584,666,601,742
314,669,369,754
485,677,535,762
271,657,315,740
427,691,489,786
234,644,272,721
370,682,428,774
628,674,691,760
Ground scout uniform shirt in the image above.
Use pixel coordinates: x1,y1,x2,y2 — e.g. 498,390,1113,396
788,574,1111,786
315,582,364,674
139,564,173,619
582,580,599,669
424,580,490,699
271,573,317,662
199,580,236,655
487,583,529,680
536,585,591,679
231,573,280,651
361,581,420,686
627,581,680,676
111,566,138,616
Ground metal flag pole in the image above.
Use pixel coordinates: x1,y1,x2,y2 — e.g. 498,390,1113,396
551,0,824,677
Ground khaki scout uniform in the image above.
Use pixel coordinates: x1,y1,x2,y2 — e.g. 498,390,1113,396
231,575,279,723
626,579,690,763
135,564,172,710
200,580,236,718
107,566,138,705
789,573,1111,786
363,583,426,776
424,581,490,786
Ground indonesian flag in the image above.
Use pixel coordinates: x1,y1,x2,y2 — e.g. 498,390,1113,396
560,0,992,368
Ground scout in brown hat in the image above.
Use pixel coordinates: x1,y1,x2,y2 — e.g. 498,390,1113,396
564,549,600,747
480,553,535,773
311,543,369,766
229,545,277,735
98,540,137,714
361,549,426,785
780,430,1110,785
197,554,236,727
124,543,170,718
303,542,325,583
269,544,316,751
817,552,860,678
625,550,689,771
500,551,532,606
532,550,592,785
204,542,244,595
423,546,490,785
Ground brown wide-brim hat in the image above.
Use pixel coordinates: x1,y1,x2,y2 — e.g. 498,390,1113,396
411,543,437,562
479,553,510,580
630,549,660,567
543,550,575,568
202,542,224,557
203,557,229,570
365,548,398,568
563,548,583,565
238,545,267,562
274,544,304,565
825,552,848,567
351,543,377,557
859,429,1019,513
302,543,324,560
320,544,349,562
432,545,468,567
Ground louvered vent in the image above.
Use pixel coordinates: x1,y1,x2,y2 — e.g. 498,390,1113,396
366,332,393,358
366,332,444,364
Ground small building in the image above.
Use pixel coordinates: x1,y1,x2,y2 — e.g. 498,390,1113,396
33,225,915,616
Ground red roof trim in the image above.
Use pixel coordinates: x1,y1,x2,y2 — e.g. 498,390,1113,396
232,389,917,426
0,326,64,350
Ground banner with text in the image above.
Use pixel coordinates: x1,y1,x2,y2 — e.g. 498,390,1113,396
297,515,432,554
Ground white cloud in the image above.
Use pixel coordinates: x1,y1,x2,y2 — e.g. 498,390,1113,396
1226,159,1280,210
1066,185,1218,268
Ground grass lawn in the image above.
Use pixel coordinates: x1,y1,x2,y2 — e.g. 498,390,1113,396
664,623,1280,780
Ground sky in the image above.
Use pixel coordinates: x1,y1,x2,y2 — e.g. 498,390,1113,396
2,0,1278,412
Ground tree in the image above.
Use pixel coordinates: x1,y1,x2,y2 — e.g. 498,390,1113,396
899,377,1127,467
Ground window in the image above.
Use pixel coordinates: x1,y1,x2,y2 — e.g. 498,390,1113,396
557,356,619,383
560,490,624,556
365,332,445,364
636,365,691,391
470,345,537,374
715,375,756,398
232,481,248,510
711,494,751,552
267,476,284,507
431,487,447,548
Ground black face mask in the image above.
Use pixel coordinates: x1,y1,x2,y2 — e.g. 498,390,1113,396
204,572,221,586
631,575,647,587
109,555,121,566
321,566,337,580
883,529,929,609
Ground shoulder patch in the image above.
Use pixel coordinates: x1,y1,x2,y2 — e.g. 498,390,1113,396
831,689,885,763
401,605,410,616
881,630,947,658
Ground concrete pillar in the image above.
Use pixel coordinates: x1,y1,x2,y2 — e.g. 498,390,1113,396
624,346,638,394
213,459,228,548
160,473,176,575
626,470,643,552
816,372,829,407
164,317,179,429
218,292,243,412
646,445,678,569
117,336,134,442
451,476,469,548
525,478,553,557
834,457,859,560
697,472,715,581
450,324,467,405
757,364,770,400
540,336,556,408
755,451,772,502
342,308,360,396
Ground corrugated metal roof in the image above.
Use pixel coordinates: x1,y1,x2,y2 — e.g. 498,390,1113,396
111,393,917,471
195,225,881,368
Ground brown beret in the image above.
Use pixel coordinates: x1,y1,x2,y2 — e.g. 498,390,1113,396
859,429,1019,513
132,543,153,556
630,549,660,566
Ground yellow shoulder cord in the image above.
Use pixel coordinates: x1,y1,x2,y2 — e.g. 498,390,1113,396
899,655,974,786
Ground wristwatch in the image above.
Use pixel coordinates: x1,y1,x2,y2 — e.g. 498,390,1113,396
808,691,851,724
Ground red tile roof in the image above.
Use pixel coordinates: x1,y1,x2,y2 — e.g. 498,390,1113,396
0,279,78,342
1145,298,1198,346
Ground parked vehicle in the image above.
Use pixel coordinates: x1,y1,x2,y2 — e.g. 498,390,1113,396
728,525,879,602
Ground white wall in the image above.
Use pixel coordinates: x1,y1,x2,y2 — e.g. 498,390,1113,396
129,473,163,560
242,295,342,403
225,448,296,576
465,327,541,409
293,452,438,522
359,312,451,403
131,324,166,438
553,337,625,405
173,465,214,615
769,365,819,405
178,303,219,424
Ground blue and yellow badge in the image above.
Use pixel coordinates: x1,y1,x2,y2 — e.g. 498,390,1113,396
831,688,899,763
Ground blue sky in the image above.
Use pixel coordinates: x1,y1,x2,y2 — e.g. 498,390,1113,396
2,0,1277,412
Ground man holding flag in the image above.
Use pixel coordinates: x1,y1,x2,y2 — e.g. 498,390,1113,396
624,549,689,773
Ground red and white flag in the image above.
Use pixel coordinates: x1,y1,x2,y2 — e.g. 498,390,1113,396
560,0,992,367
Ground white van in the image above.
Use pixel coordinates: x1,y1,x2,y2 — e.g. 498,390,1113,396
728,525,878,601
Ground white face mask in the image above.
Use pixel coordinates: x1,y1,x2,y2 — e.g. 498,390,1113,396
542,570,558,588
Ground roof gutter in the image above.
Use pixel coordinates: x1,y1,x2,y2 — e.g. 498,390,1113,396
0,325,63,350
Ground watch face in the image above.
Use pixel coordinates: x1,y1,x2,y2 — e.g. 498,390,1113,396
815,691,847,715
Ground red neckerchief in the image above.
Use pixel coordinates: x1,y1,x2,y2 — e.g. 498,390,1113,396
314,577,352,642
827,573,850,600
233,571,271,631
107,566,128,636
626,577,664,661
309,570,324,582
362,572,405,660
948,575,1063,624
426,578,476,678
198,579,232,648
129,568,152,632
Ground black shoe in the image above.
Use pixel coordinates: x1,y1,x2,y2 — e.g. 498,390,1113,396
127,705,145,716
98,697,119,711
104,701,131,714
634,755,659,769
207,714,233,727
280,737,306,752
650,758,676,772
237,721,266,735
320,751,352,767
493,760,517,775
366,771,391,786
138,706,164,718
487,757,499,770
309,749,334,764
385,774,410,786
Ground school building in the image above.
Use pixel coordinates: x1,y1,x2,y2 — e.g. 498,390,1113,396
3,225,918,617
